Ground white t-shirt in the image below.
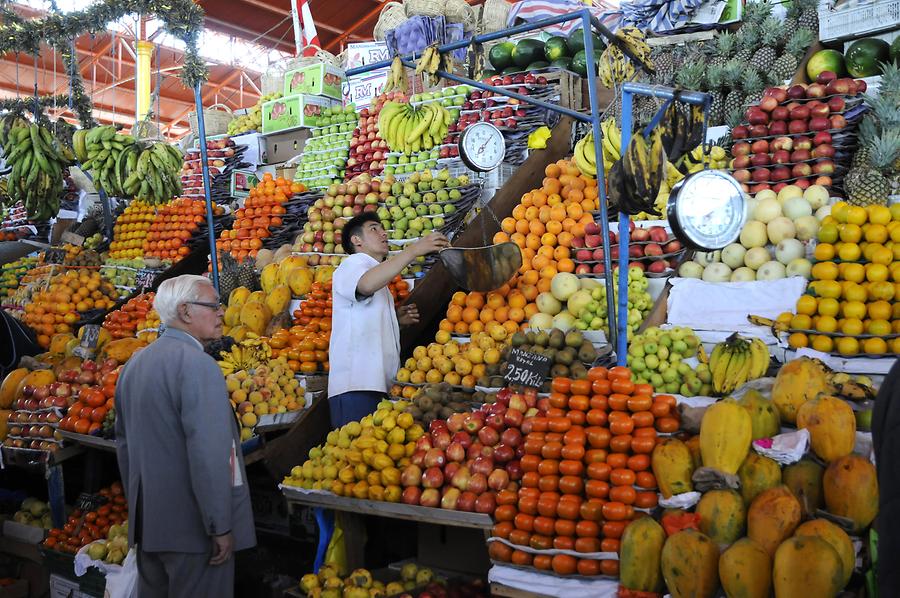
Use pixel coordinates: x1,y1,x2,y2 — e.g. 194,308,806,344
328,253,400,398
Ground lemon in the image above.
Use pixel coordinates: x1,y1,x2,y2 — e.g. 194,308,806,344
788,332,809,348
791,314,813,330
811,335,834,353
862,337,888,355
817,297,840,317
815,315,838,333
838,244,861,262
836,336,860,356
814,243,836,261
831,202,849,224
840,318,864,335
846,206,868,226
796,295,818,316
839,223,862,243
868,205,891,225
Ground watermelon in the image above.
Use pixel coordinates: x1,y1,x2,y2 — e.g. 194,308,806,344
571,49,603,77
512,39,546,68
551,57,573,71
527,61,550,72
544,36,570,62
892,36,900,63
568,28,605,55
806,49,846,81
845,38,891,77
480,69,498,81
489,42,516,71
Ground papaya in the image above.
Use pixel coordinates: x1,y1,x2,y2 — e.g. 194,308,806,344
260,263,280,294
619,517,665,593
100,338,146,363
13,370,55,401
660,529,719,598
240,301,272,336
773,536,843,598
314,266,335,284
0,409,9,440
738,453,782,505
229,325,249,341
265,285,292,315
224,305,242,328
685,435,702,469
796,394,855,462
49,332,76,355
651,438,694,498
228,287,251,308
699,399,752,474
277,256,308,284
794,519,854,587
696,489,745,546
718,538,772,598
747,486,802,557
287,267,314,297
738,389,781,440
782,459,824,519
823,454,878,532
771,357,831,424
247,290,266,305
0,368,28,408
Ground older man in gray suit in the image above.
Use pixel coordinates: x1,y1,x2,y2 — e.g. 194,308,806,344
115,274,255,597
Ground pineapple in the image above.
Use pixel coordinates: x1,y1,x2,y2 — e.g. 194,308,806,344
705,65,727,124
796,0,820,33
750,18,783,72
743,1,773,26
733,26,757,64
710,32,737,68
853,118,877,168
742,70,766,107
723,60,747,116
771,28,816,83
237,256,259,291
651,46,676,85
845,131,900,206
219,252,240,299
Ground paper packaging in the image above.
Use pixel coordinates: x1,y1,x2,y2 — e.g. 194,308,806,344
262,94,340,134
346,70,389,111
344,41,389,69
283,63,346,101
266,129,311,164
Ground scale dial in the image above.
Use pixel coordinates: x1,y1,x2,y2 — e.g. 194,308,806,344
459,122,506,173
667,169,748,251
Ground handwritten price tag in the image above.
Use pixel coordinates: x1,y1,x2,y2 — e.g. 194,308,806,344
135,268,159,290
504,348,552,389
44,247,66,264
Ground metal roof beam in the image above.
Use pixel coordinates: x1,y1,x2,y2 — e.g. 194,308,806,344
163,70,243,133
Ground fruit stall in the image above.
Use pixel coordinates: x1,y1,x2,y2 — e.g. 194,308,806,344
0,0,897,595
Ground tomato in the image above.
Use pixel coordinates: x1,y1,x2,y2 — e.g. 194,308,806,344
628,455,651,472
602,501,630,521
537,497,558,518
524,438,544,455
569,396,591,411
627,395,653,412
538,475,559,493
584,449,608,464
580,499,604,522
545,407,566,419
538,459,559,476
559,459,584,477
554,536,575,551
549,392,569,409
590,394,609,410
518,496,538,515
554,518,576,537
603,520,628,539
631,436,657,454
552,554,578,575
533,516,556,536
519,487,541,500
609,418,634,436
488,541,513,562
561,444,585,461
558,475,584,496
609,434,632,453
608,366,632,381
656,417,680,433
633,427,658,439
514,513,535,532
611,378,635,395
533,554,552,570
600,538,621,554
650,401,672,418
531,416,549,432
631,411,655,428
556,497,582,520
586,426,611,449
508,529,532,547
551,377,572,394
521,472,540,488
566,410,586,426
609,485,636,505
541,442,563,460
570,379,592,396
587,366,608,381
548,417,571,433
520,455,541,472
610,468,636,487
633,383,654,396
592,378,612,395
575,537,602,553
563,427,586,446
494,505,516,521
577,559,603,576
497,490,518,505
544,432,563,443
575,520,600,538
492,522,513,539
511,550,533,567
587,461,611,481
585,479,610,499
530,534,553,551
655,394,677,407
586,409,608,427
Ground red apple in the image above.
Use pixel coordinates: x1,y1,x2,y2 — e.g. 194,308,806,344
467,472,488,495
816,70,837,85
773,149,791,164
787,84,807,99
813,159,835,174
424,448,447,468
855,80,867,93
830,114,846,130
750,140,770,154
790,105,811,120
733,169,752,183
732,142,751,156
794,136,813,150
771,136,794,152
752,168,772,183
733,155,752,169
759,96,778,112
792,163,813,177
419,488,440,507
815,175,833,186
401,464,423,487
772,165,792,181
768,121,788,136
791,148,811,162
806,83,827,98
795,178,812,190
421,467,445,488
488,468,510,491
750,153,771,167
812,144,835,158
402,486,422,505
474,492,497,514
748,109,769,125
813,131,833,146
732,125,750,139
750,124,769,138
789,119,809,134
809,102,831,118
771,106,790,121
630,227,651,242
457,491,477,512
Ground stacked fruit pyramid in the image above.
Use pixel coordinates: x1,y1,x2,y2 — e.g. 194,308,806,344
143,198,225,263
295,105,358,189
108,199,157,259
779,202,900,355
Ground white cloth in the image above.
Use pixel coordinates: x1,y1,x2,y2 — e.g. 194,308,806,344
74,542,138,598
488,565,618,598
328,253,400,397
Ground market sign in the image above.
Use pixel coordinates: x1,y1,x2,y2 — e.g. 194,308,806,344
504,348,552,389
345,70,389,111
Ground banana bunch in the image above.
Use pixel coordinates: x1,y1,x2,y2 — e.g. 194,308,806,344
217,339,273,375
710,334,770,395
378,101,452,154
0,116,72,220
573,132,597,177
383,57,409,94
658,103,705,165
123,142,183,205
598,27,652,88
633,161,686,220
573,119,623,178
416,44,447,87
611,128,666,216
681,144,729,173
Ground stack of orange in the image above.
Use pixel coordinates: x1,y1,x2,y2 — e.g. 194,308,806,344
102,292,155,339
266,281,333,374
143,198,222,262
23,269,120,347
216,174,306,262
489,367,676,578
494,160,599,294
438,278,537,337
388,275,411,307
59,369,118,436
41,482,127,554
109,200,156,259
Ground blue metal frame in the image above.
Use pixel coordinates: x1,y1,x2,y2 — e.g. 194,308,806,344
193,84,221,292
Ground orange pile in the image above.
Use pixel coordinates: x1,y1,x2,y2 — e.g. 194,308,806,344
59,369,118,436
439,282,536,336
388,276,411,307
489,367,679,577
144,198,222,262
110,200,155,259
41,482,127,554
102,293,155,339
216,174,306,262
24,269,120,347
266,281,333,374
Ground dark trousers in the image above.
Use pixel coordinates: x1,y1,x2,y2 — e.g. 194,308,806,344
137,547,234,598
328,391,384,428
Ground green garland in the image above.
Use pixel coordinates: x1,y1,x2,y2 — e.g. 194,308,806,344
0,0,208,125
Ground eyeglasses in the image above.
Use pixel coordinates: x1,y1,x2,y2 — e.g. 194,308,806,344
186,301,223,311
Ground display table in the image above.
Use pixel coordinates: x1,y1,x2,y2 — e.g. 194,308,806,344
57,431,117,453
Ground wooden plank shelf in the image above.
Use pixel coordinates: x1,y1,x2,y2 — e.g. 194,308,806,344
58,431,117,453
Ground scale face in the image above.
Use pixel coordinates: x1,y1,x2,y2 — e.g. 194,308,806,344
459,122,506,173
667,169,748,251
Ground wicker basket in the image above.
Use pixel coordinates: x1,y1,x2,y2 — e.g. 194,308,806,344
445,0,477,29
374,2,408,41
479,0,510,33
189,103,233,137
405,0,444,18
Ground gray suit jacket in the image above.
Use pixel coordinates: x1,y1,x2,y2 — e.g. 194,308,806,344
115,327,256,553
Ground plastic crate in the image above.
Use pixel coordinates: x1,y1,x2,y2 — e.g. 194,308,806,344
819,0,900,41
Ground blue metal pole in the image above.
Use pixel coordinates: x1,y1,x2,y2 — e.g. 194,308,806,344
193,83,220,294
580,12,619,355
617,91,634,366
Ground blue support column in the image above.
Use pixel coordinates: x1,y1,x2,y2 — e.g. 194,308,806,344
193,84,221,293
616,91,635,365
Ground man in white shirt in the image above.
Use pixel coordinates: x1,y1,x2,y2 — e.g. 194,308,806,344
328,213,449,426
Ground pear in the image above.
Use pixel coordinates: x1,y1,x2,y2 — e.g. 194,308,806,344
565,330,584,348
551,364,570,378
579,341,598,363
534,331,550,347
557,347,576,366
548,329,565,349
525,331,536,344
511,331,527,347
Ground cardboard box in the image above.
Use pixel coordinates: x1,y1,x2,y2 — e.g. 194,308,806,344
344,41,390,70
283,64,346,101
265,129,311,164
231,169,258,198
275,166,298,182
261,94,339,134
345,70,389,111
1,521,44,545
230,132,266,166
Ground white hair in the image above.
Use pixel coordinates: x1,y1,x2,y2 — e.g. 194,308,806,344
154,275,214,325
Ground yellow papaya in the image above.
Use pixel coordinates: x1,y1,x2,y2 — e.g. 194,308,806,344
685,435,702,469
718,537,772,598
0,368,28,408
651,438,694,498
49,332,75,355
794,519,854,588
782,459,824,519
224,305,241,328
265,285,292,315
228,286,251,308
823,454,878,532
696,489,746,546
773,536,843,598
738,452,782,505
699,399,752,474
287,267,314,297
747,486,802,557
660,529,719,598
0,409,8,440
619,517,665,593
240,301,271,336
796,394,855,463
100,337,147,363
737,388,781,440
771,357,831,424
260,263,280,294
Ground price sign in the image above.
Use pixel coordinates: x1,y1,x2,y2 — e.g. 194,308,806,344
44,247,66,264
135,268,158,290
504,348,552,389
79,324,101,349
75,492,108,512
60,231,85,246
